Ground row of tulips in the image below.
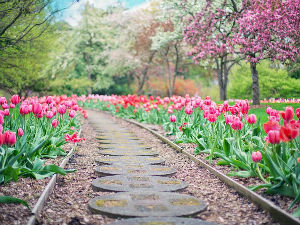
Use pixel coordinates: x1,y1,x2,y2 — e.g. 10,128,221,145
0,95,87,185
80,94,300,216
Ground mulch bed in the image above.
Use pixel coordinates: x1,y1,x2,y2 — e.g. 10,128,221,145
0,109,289,225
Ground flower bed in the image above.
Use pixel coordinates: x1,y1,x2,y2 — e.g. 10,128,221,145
80,94,300,217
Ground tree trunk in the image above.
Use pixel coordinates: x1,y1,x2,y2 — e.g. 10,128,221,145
216,58,227,100
250,62,260,105
83,52,92,95
137,52,155,95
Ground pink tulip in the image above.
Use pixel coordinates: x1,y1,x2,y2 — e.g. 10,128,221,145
0,132,5,145
2,103,9,109
207,114,217,123
247,114,257,124
32,103,42,115
4,131,16,146
284,107,294,122
170,115,176,122
69,110,76,118
10,95,21,105
58,105,66,115
52,119,59,128
46,111,54,119
268,130,280,144
4,109,9,116
231,118,243,130
20,105,30,115
252,151,262,163
17,128,24,137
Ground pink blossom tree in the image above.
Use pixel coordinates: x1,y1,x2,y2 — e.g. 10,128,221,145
184,0,244,100
233,0,300,105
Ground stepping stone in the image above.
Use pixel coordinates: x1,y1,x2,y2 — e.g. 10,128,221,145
88,191,207,217
99,149,158,156
106,217,219,225
95,165,176,176
95,156,165,165
98,139,144,145
96,136,139,141
99,144,152,150
92,175,187,192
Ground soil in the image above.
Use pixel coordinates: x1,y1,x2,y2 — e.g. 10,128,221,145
0,109,289,225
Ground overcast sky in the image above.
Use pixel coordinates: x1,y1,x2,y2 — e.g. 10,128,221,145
58,0,147,26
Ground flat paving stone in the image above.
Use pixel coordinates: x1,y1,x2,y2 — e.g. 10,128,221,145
92,175,187,192
96,136,139,141
99,143,152,149
88,191,207,217
97,139,143,144
99,149,158,156
106,217,219,225
95,156,165,165
95,164,176,176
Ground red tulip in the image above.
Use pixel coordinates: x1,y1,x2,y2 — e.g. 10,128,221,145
4,131,16,146
207,113,217,123
268,130,280,144
247,114,257,124
263,120,280,134
252,151,262,163
279,125,299,142
296,108,300,120
10,95,21,105
17,128,24,137
52,119,59,128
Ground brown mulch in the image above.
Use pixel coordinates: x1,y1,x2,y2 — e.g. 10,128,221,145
0,143,72,225
95,111,277,225
0,109,289,225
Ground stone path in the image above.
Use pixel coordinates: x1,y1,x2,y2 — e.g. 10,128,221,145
87,110,219,225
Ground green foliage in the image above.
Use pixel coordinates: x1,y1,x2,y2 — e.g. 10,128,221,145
228,61,300,99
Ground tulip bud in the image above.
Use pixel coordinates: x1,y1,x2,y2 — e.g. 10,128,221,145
58,105,66,115
268,130,280,144
17,128,24,137
252,151,262,163
4,131,16,146
170,115,176,123
4,109,9,116
284,107,294,122
69,110,76,118
10,95,21,105
46,111,54,119
247,114,257,124
52,119,59,128
297,157,300,164
32,103,42,115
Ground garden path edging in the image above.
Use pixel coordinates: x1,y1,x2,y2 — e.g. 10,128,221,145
26,130,81,225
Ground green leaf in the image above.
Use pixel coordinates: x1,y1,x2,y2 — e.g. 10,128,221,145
223,138,230,157
227,170,252,178
292,206,300,218
248,183,272,191
0,196,30,210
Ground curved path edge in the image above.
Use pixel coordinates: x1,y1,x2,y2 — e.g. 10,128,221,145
26,130,82,225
